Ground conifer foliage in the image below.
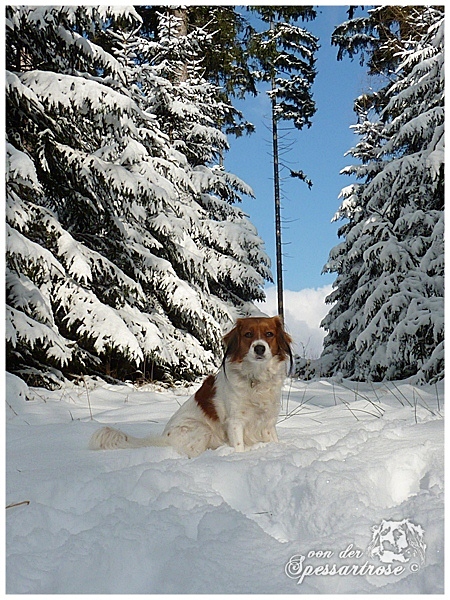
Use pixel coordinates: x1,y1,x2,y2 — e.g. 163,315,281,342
321,7,444,382
6,6,271,385
247,6,318,131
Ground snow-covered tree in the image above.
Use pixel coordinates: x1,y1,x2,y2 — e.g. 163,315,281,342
321,7,444,383
247,7,317,129
135,6,257,139
6,6,271,385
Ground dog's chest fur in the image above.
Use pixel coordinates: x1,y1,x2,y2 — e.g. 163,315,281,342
216,357,285,418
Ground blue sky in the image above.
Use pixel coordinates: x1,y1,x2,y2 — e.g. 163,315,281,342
225,5,369,293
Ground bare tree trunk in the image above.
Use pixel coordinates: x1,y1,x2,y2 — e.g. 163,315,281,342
268,19,284,321
271,87,284,321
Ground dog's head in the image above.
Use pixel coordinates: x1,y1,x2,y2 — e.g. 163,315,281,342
222,316,293,369
367,519,426,565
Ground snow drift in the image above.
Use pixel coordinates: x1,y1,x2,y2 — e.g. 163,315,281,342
6,373,444,593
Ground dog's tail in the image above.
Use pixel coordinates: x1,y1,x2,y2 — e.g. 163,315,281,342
89,426,171,451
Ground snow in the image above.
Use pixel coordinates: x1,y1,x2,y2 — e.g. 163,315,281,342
6,224,63,278
6,307,73,366
6,143,41,191
55,282,145,363
6,373,444,594
20,71,151,126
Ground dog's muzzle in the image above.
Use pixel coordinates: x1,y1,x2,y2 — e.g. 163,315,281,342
252,342,270,360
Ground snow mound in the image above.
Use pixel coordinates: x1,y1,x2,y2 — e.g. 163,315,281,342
6,374,444,593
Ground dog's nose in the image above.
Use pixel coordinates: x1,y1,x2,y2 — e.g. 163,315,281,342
254,344,266,356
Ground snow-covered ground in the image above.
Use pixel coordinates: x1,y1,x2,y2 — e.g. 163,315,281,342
6,372,444,594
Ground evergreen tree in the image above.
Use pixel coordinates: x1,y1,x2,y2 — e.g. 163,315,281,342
246,6,318,317
321,7,444,382
6,6,271,385
247,6,317,130
320,94,387,378
135,5,256,138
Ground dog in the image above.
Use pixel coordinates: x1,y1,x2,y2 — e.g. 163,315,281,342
89,316,293,458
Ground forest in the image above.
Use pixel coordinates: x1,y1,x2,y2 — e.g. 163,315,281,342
5,7,445,595
6,6,444,385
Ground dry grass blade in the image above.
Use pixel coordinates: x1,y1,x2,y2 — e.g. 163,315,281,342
338,396,360,421
6,500,30,509
6,399,18,417
336,381,385,417
277,394,317,423
332,382,337,406
82,376,93,420
282,377,294,416
389,381,413,407
338,396,383,420
413,387,440,417
370,382,381,403
435,383,441,413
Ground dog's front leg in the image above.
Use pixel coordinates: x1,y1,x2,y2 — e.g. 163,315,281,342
227,418,245,452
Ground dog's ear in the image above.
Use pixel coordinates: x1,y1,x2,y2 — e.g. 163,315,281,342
274,316,293,371
273,315,292,348
221,322,241,376
223,322,240,361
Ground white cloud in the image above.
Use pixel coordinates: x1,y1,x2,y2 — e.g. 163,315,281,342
256,284,333,359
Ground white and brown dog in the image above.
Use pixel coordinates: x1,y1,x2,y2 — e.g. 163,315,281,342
90,316,293,458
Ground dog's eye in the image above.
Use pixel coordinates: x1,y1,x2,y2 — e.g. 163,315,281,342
265,332,274,338
244,331,253,338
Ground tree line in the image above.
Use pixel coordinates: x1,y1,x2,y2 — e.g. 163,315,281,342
6,6,444,385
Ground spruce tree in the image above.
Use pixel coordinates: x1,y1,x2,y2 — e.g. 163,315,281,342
6,6,271,385
135,5,256,138
321,7,444,382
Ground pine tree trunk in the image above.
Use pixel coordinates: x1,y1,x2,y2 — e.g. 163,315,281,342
271,88,284,320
